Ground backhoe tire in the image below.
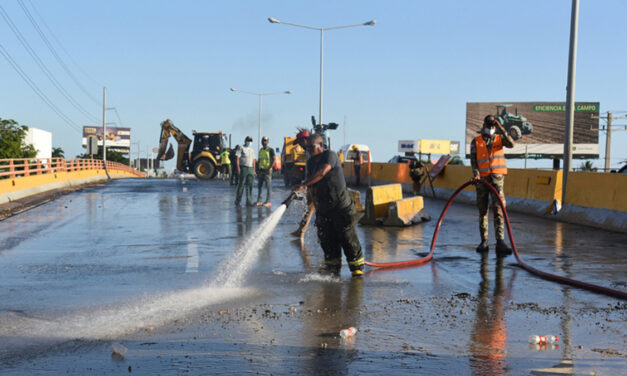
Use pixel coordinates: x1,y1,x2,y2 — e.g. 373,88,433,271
194,158,216,180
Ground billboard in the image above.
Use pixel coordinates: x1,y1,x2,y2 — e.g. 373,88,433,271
398,140,419,153
420,139,450,154
398,140,460,154
465,102,599,159
82,126,131,152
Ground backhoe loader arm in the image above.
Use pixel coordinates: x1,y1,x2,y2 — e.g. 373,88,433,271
157,119,192,173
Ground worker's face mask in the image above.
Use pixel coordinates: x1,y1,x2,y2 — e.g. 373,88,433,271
244,141,251,147
482,127,496,136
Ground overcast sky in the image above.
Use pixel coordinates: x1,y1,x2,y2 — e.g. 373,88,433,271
1,0,625,170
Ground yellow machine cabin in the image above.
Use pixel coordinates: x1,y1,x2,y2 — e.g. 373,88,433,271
281,136,307,187
157,119,227,180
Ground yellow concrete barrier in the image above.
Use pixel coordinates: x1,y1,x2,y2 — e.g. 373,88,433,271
360,184,403,225
382,196,430,226
347,188,364,212
0,169,143,205
347,161,626,232
359,183,428,226
565,171,627,211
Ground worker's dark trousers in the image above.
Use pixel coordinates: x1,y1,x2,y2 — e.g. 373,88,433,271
354,164,361,186
235,166,254,206
315,203,364,272
257,170,272,203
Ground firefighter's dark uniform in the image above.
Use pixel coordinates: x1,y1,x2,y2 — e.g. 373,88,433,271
307,149,364,274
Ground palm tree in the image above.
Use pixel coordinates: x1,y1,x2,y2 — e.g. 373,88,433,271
448,155,464,165
578,160,596,172
52,147,65,158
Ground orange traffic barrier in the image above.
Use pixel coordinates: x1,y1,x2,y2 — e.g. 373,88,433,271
0,158,145,179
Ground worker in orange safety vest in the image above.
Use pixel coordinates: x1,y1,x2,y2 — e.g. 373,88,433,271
470,115,515,256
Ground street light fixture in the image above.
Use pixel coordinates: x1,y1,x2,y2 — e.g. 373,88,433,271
230,88,291,152
268,17,375,128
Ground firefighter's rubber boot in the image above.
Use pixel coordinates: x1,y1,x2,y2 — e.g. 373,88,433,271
317,265,340,277
496,239,512,257
476,240,489,254
351,269,364,277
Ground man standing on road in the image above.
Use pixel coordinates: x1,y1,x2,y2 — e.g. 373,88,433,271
256,136,275,207
235,136,256,207
471,115,515,256
353,145,362,186
230,145,240,186
293,133,364,277
220,148,231,181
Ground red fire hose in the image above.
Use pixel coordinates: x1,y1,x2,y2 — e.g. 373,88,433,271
364,179,627,300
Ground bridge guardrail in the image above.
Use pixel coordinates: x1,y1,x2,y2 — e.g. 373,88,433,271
0,158,145,179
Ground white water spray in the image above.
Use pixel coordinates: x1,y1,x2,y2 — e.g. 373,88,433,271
211,204,287,287
0,204,291,355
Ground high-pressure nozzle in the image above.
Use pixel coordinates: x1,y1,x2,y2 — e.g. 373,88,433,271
281,191,304,207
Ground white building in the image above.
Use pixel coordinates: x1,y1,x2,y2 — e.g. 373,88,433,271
24,128,52,159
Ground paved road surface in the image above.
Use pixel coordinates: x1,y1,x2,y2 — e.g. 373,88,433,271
1,178,625,375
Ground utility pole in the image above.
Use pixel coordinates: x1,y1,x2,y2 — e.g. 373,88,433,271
592,112,627,171
605,112,611,171
102,86,107,162
562,0,579,203
128,133,132,167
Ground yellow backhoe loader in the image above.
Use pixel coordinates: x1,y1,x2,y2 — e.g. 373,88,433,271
156,119,227,180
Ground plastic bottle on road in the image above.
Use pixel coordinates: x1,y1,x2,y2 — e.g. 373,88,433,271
528,335,559,344
111,342,128,356
339,327,358,338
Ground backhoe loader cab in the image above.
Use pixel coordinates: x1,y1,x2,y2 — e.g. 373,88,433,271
157,119,226,180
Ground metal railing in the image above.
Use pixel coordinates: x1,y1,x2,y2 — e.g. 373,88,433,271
0,158,145,179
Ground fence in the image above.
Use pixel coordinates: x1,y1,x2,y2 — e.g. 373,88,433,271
0,158,145,179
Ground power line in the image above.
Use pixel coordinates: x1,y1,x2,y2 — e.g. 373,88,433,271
0,42,82,133
21,0,101,106
0,4,99,124
111,107,124,127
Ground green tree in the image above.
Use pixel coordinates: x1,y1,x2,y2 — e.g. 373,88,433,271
449,155,465,165
0,118,37,159
52,147,65,158
579,160,596,172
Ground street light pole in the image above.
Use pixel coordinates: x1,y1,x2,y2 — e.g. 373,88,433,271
319,28,324,127
230,88,291,152
268,18,375,128
258,95,262,153
562,0,579,203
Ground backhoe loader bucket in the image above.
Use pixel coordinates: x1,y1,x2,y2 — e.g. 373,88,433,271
157,124,172,160
163,144,175,161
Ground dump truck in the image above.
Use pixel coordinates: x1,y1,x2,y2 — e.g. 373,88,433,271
156,119,227,180
281,136,307,187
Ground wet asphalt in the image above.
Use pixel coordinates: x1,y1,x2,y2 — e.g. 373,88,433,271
0,177,625,375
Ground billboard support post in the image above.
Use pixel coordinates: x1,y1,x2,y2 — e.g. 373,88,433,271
562,0,579,203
